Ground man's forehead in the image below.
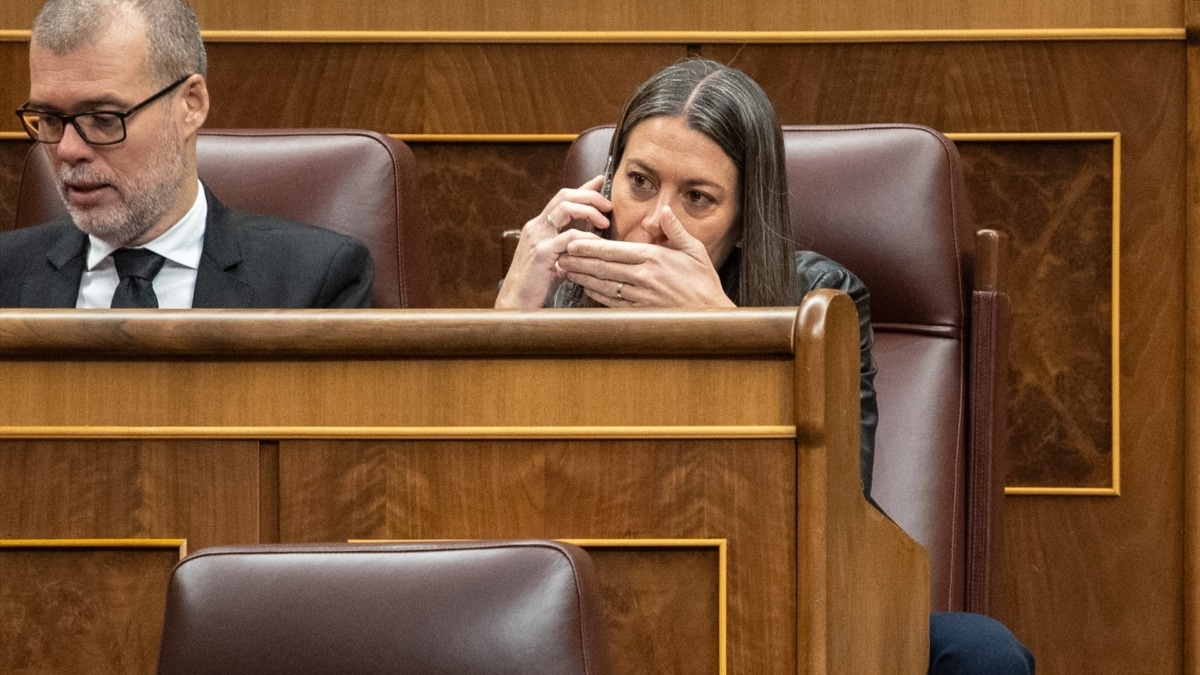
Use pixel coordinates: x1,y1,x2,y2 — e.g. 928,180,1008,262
28,28,151,107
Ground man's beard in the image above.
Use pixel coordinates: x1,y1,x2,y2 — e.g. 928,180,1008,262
55,116,189,247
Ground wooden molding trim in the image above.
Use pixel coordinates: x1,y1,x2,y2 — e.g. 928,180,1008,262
0,28,1186,44
0,425,797,440
0,538,188,557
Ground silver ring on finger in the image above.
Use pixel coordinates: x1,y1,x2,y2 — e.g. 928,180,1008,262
616,282,624,300
546,212,560,231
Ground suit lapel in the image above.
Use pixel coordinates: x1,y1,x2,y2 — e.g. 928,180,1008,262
21,223,87,307
192,188,257,308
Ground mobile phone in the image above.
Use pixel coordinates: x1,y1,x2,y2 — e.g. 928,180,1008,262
598,154,614,233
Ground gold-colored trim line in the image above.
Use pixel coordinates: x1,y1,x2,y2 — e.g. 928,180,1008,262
398,133,578,143
1004,487,1119,497
0,28,1185,44
0,425,798,440
0,538,188,558
948,131,1121,142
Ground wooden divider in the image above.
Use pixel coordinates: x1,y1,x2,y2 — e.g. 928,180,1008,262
0,299,928,675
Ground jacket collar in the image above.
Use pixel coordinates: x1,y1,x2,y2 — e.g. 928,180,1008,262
191,185,257,308
22,222,86,307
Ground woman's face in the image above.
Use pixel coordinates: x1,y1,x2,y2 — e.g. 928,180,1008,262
610,115,742,269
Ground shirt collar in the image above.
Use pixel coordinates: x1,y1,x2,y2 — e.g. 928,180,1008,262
85,179,208,271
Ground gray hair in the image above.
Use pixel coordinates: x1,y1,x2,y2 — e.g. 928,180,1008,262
32,0,207,84
604,58,796,307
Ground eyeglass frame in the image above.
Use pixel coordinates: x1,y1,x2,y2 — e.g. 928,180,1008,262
14,73,194,146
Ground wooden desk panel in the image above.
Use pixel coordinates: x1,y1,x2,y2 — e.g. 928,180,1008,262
0,302,927,675
280,437,794,675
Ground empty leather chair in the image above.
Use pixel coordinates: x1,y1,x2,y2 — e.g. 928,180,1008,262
562,123,1011,615
15,128,432,308
155,540,613,675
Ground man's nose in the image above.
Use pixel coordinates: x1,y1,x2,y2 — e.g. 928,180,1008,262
54,122,94,163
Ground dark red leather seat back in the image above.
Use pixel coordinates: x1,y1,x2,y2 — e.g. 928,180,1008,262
156,540,614,675
566,123,1009,614
16,128,432,308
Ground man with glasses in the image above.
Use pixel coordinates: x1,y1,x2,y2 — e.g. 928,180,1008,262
0,0,373,308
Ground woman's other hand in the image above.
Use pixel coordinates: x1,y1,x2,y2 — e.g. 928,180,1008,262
559,205,735,308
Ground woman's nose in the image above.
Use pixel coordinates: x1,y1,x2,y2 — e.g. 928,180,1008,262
634,195,673,243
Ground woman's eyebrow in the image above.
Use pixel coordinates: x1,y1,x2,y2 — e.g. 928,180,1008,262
625,159,726,191
624,159,659,177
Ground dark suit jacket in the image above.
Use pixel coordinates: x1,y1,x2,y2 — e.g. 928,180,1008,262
0,188,373,308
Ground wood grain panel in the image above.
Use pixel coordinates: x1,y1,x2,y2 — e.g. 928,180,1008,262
705,41,1180,132
958,140,1115,489
0,545,179,674
204,43,680,134
0,139,32,233
586,546,722,675
0,440,260,549
708,40,1186,675
278,437,792,675
411,141,567,306
1184,10,1200,672
0,0,1183,31
0,35,1190,675
0,357,793,428
544,440,795,675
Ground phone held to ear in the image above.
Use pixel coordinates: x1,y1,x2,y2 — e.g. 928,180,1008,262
598,155,614,232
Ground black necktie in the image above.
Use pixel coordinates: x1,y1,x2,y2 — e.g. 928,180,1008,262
110,248,166,308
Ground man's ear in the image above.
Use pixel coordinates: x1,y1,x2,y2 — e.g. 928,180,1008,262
180,74,209,133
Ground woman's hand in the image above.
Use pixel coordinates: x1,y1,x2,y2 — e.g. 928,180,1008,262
558,205,736,308
494,176,612,309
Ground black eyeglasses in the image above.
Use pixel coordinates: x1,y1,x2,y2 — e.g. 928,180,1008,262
15,74,193,146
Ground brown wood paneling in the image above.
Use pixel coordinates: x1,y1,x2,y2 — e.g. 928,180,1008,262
0,305,932,674
0,42,29,131
278,437,793,675
586,546,721,675
545,441,796,675
411,141,568,307
0,34,1190,675
1185,5,1200,673
0,359,793,428
1,0,1182,31
0,140,32,233
203,43,680,134
708,40,1186,675
959,140,1115,489
0,545,179,674
0,440,260,548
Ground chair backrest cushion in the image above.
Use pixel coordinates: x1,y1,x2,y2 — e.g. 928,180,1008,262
16,128,431,308
565,123,976,612
156,540,613,675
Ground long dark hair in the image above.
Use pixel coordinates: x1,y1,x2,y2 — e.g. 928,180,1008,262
603,58,796,306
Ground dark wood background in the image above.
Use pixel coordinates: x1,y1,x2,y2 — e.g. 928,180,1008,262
0,0,1193,671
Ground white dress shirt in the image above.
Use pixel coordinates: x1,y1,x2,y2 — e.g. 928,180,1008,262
76,180,208,309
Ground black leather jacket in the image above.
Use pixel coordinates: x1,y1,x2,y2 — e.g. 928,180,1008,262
719,249,879,500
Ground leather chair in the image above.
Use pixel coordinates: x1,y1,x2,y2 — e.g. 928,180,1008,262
560,123,1011,615
14,128,432,308
155,540,614,675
